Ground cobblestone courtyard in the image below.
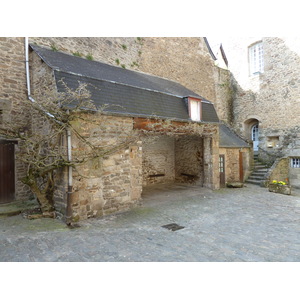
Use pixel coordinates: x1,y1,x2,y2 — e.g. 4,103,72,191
0,183,299,262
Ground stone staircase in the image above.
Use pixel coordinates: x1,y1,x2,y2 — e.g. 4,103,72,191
246,154,270,186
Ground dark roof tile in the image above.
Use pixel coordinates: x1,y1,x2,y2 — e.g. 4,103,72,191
31,44,219,123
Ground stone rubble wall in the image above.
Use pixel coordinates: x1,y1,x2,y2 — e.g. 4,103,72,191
175,136,204,184
0,37,31,202
219,147,252,183
142,135,175,186
1,37,227,213
70,113,142,220
30,50,69,215
223,37,300,160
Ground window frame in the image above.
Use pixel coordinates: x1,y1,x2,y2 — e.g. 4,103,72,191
291,158,300,168
188,97,202,122
248,41,264,76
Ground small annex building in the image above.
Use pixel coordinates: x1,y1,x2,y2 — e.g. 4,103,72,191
29,44,220,221
219,123,252,187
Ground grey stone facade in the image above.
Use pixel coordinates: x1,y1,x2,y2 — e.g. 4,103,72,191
218,37,300,188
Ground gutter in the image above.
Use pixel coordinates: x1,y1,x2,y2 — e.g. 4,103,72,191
24,37,73,224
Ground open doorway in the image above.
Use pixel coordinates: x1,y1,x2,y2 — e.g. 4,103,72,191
244,118,259,153
141,135,204,187
0,141,15,203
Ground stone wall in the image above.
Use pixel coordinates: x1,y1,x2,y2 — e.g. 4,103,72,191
30,50,69,215
30,37,143,71
266,157,300,190
70,113,142,221
219,148,252,183
267,158,289,184
0,37,31,202
222,37,300,161
142,135,175,186
213,67,233,124
175,136,204,184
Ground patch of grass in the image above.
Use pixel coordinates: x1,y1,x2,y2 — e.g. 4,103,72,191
121,44,127,50
121,64,126,69
115,58,120,65
51,44,58,52
86,53,94,61
136,37,144,45
72,51,82,57
131,61,139,67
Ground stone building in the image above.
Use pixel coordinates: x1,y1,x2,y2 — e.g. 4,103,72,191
216,37,300,188
219,123,252,187
0,38,225,220
0,37,254,220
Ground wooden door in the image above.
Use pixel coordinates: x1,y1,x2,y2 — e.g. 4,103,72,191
239,151,244,182
219,154,225,188
0,141,15,203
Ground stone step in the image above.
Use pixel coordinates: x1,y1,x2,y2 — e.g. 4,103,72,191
252,170,268,176
254,164,268,169
248,175,265,181
253,168,269,173
247,157,270,186
246,179,261,185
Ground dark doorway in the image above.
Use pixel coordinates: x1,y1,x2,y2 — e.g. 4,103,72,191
239,151,244,182
219,154,225,188
0,141,15,203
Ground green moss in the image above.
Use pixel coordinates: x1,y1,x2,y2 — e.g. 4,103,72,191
72,51,82,57
72,214,80,222
51,44,58,52
86,53,94,60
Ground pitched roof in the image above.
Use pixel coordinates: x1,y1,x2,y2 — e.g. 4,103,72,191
219,123,250,148
30,44,219,123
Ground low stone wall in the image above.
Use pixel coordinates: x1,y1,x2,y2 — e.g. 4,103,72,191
266,158,289,186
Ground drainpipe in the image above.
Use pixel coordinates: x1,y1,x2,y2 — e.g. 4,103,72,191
24,37,34,103
24,37,73,224
66,122,73,225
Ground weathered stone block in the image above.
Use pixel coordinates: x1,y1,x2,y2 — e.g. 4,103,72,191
226,182,244,188
268,184,291,195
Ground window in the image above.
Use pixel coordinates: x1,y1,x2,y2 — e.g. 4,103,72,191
249,41,264,75
291,158,300,168
189,98,201,121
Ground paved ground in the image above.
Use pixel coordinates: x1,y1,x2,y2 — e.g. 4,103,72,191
0,183,299,262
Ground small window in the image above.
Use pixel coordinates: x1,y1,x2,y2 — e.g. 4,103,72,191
249,41,264,75
291,158,300,168
189,98,201,122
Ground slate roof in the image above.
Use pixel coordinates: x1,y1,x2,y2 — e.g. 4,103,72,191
30,44,219,123
219,123,250,148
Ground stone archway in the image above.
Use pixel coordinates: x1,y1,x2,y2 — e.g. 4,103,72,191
244,118,259,152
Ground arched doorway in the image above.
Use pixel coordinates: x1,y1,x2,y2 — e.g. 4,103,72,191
244,118,259,152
